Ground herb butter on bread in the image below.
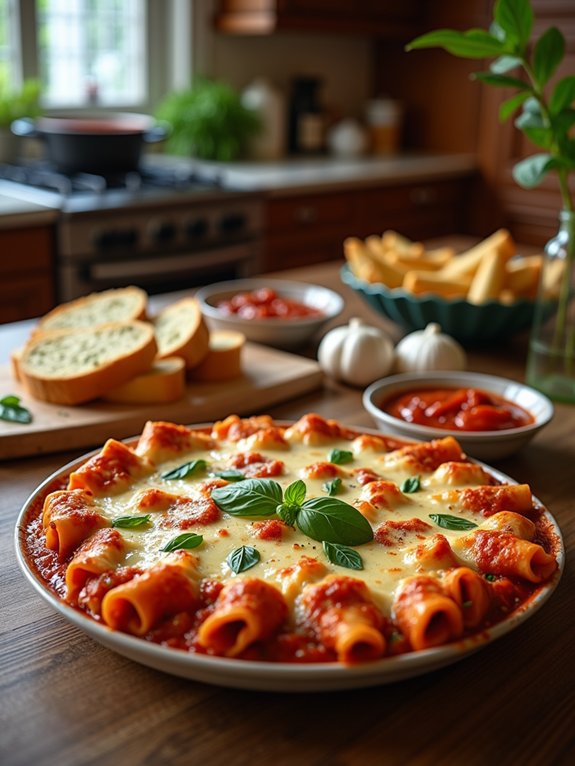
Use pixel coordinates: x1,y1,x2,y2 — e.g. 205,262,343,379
153,297,210,368
18,321,157,405
37,286,148,333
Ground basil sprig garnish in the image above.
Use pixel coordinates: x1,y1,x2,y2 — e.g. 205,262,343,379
401,475,421,493
323,477,342,496
211,478,373,546
226,545,260,574
429,514,478,531
161,459,208,480
0,394,32,424
112,514,151,529
323,541,364,571
328,448,354,465
160,532,203,552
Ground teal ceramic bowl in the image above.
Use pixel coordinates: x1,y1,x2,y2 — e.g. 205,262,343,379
340,265,537,345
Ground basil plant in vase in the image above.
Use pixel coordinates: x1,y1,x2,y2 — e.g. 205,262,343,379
407,0,575,403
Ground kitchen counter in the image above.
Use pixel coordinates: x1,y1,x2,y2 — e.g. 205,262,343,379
1,259,573,766
174,151,477,197
0,190,58,229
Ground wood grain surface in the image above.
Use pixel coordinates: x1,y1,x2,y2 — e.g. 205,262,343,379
1,257,574,766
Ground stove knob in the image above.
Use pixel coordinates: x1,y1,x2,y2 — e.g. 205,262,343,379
219,213,247,235
151,222,177,244
186,218,209,240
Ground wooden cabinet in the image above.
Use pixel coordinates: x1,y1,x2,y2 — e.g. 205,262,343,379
262,176,473,271
0,224,55,323
214,0,420,38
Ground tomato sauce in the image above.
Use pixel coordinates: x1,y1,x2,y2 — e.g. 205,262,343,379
217,287,323,320
383,387,535,432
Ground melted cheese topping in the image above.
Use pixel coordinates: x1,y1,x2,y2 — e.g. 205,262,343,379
88,432,501,612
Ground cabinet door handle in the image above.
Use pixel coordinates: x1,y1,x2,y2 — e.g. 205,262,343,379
294,206,318,224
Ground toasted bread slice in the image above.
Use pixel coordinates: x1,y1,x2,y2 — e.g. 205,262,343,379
153,297,210,368
103,357,186,404
37,286,148,333
19,320,157,405
188,331,245,382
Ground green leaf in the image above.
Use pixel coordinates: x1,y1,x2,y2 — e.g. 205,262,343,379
429,513,478,531
161,459,208,480
160,532,203,552
211,469,246,482
322,541,364,571
112,514,151,529
549,76,575,115
0,395,32,424
401,476,421,493
406,28,506,59
284,479,306,507
226,545,260,574
276,503,299,527
211,478,282,517
533,27,565,90
328,448,353,465
297,497,373,546
499,91,530,121
472,72,529,90
521,126,553,150
494,0,533,48
512,153,554,188
323,477,343,496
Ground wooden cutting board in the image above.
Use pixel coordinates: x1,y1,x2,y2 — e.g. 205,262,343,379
0,343,323,461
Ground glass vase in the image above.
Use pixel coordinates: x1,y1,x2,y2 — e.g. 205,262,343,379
526,210,575,403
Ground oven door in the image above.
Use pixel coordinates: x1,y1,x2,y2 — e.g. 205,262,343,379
58,242,260,302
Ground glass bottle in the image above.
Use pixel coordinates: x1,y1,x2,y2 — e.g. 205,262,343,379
526,210,575,403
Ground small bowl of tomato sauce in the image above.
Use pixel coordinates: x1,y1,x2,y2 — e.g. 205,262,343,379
363,371,554,460
195,279,344,349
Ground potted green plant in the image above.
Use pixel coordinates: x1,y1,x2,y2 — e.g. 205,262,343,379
0,76,42,161
407,0,575,403
155,77,260,162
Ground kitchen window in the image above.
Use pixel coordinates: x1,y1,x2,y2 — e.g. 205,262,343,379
0,0,193,112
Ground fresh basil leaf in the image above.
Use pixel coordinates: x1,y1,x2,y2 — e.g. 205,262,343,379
112,514,151,529
401,476,421,493
226,545,260,574
472,71,529,90
277,503,299,527
323,541,364,571
297,497,373,545
328,448,353,465
494,0,533,49
533,26,564,90
499,91,530,121
284,479,306,507
429,514,478,531
160,532,203,552
323,477,342,496
212,469,246,482
549,75,575,115
485,573,497,582
161,459,208,480
211,478,282,517
0,395,32,424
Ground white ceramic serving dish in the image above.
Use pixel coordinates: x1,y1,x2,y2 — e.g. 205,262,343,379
195,278,344,349
363,371,554,461
15,425,563,692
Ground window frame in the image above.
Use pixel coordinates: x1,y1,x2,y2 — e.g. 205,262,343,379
8,0,194,115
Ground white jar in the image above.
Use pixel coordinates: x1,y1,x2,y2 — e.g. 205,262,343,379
241,78,286,160
327,119,367,158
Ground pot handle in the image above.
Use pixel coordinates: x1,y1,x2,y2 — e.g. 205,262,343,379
143,122,170,144
11,118,40,138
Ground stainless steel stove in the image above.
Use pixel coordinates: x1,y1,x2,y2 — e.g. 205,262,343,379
0,155,264,302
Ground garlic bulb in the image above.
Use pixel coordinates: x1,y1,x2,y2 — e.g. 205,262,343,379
318,317,395,387
395,323,466,373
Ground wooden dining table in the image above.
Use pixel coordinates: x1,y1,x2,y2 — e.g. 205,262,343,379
1,257,574,766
